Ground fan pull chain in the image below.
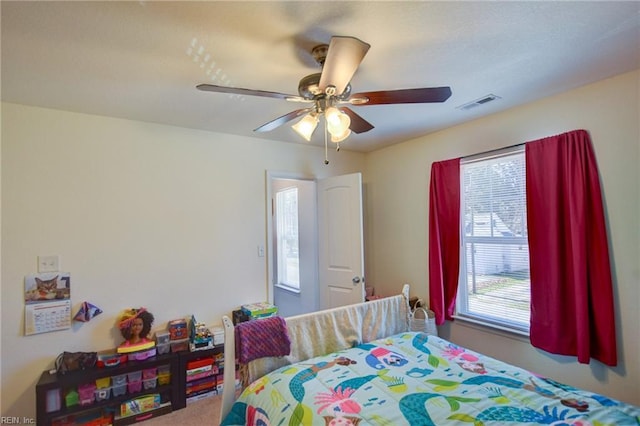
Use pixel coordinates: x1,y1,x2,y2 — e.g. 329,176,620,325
324,118,329,165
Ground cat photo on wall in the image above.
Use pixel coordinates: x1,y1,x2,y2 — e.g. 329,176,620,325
24,272,71,304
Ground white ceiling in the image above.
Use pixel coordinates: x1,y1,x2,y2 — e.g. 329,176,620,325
2,1,638,152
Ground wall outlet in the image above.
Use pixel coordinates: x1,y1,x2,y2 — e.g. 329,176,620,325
38,255,60,273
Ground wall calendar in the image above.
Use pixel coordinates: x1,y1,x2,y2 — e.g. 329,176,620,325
24,272,72,336
25,300,72,335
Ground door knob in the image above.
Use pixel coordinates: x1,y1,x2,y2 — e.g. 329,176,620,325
352,276,361,284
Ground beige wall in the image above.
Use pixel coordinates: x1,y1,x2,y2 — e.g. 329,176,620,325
365,69,640,405
0,105,365,417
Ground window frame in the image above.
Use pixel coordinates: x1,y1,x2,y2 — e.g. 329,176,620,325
455,145,531,335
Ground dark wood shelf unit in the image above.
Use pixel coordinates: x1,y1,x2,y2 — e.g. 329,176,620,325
35,352,180,426
176,345,224,410
36,344,228,425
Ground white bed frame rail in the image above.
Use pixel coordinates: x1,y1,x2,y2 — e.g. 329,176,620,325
220,314,236,424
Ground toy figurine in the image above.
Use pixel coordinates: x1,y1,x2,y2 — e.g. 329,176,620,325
116,307,156,354
189,315,213,352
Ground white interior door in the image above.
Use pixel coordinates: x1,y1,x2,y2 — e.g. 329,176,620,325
318,172,365,309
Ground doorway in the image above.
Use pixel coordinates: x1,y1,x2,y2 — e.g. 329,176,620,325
267,171,365,317
268,174,319,317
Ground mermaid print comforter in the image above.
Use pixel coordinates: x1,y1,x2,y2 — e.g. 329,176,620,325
221,332,640,425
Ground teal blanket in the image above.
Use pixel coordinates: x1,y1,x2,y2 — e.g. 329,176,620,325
221,332,639,425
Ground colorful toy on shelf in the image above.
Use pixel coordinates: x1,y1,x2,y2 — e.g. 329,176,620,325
167,318,189,353
168,318,188,340
189,315,213,352
154,331,171,354
120,393,160,417
116,307,156,356
241,301,278,320
96,353,127,368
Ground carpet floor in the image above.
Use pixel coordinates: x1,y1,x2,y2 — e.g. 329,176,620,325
145,394,221,425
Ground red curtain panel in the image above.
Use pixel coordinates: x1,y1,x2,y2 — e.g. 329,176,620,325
428,158,461,325
526,129,617,366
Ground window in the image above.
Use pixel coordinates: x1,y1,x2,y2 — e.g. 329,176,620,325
458,146,530,334
275,187,300,290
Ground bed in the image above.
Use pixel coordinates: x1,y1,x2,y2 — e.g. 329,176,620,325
219,286,640,425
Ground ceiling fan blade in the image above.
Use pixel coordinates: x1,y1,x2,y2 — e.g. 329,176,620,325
340,107,374,134
350,87,452,105
319,36,370,96
254,108,313,132
197,84,304,101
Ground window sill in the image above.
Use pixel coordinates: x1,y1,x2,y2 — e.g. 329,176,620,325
275,284,301,294
452,315,530,342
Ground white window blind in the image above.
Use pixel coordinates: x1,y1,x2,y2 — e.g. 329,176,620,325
458,146,531,333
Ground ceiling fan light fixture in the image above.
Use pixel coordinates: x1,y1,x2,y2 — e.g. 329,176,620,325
292,113,319,141
324,106,341,126
330,128,351,143
325,107,351,137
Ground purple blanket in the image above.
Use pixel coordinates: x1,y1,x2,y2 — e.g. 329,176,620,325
235,316,291,364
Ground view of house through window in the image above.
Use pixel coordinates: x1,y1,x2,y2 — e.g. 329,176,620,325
458,147,531,333
276,187,300,290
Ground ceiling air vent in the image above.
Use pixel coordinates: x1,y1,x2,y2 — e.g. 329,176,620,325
457,94,501,111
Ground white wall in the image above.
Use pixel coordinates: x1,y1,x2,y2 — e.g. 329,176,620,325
2,70,639,418
0,104,365,417
365,70,640,405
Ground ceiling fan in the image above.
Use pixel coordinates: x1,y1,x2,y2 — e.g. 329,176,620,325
197,36,451,161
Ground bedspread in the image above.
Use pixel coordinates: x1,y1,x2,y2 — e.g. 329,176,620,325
221,332,639,425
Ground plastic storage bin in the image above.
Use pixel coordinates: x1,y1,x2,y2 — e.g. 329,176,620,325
45,389,61,413
128,347,156,361
142,368,157,380
156,343,170,354
143,377,157,390
94,387,111,402
127,371,142,383
111,374,127,387
157,364,171,385
157,372,171,386
157,374,171,386
127,380,142,394
112,384,127,397
155,331,170,345
95,377,110,389
78,383,96,406
65,389,79,408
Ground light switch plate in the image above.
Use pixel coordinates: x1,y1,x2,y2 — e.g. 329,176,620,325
38,255,60,273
